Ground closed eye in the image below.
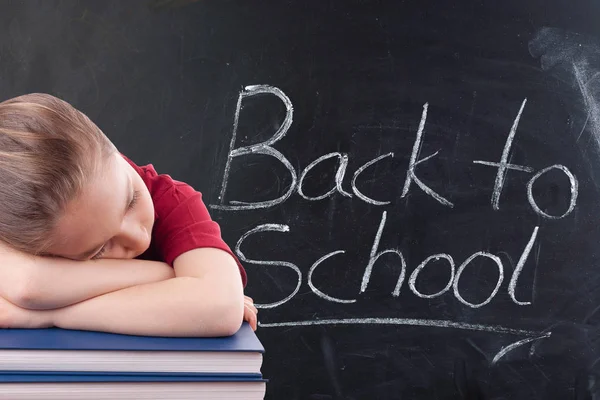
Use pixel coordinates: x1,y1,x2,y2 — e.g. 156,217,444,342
90,189,140,261
90,245,107,260
128,190,140,210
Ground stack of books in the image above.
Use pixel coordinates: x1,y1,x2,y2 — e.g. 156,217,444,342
0,322,265,399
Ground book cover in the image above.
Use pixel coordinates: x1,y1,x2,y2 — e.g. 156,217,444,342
0,323,264,374
0,322,262,353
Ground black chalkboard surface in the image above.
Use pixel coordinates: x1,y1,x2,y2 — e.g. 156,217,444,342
2,0,600,398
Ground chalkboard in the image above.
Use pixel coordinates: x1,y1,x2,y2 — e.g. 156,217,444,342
2,0,600,398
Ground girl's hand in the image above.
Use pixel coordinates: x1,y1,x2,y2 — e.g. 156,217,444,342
0,296,52,329
243,295,258,331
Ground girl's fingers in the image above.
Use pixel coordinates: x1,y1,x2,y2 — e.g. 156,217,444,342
243,295,259,330
244,302,258,315
243,303,258,331
244,300,258,330
244,297,258,314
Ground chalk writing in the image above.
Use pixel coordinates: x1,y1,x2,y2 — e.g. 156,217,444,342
213,85,296,211
351,152,394,206
527,164,579,219
401,103,454,208
212,87,578,217
360,211,406,296
474,99,579,219
473,99,533,210
258,319,552,365
213,84,580,363
492,333,552,365
234,223,301,309
409,254,455,299
298,152,352,201
453,252,504,309
257,318,541,336
509,226,539,306
309,250,356,304
238,214,538,309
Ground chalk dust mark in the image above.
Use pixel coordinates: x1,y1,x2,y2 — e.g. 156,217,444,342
321,334,344,398
530,27,600,153
466,338,489,361
574,63,600,147
149,0,201,10
532,241,542,305
577,112,591,143
583,301,600,324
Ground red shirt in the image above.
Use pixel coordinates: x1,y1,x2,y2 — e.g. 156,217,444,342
123,155,247,287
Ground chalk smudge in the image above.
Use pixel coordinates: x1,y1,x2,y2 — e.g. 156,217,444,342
530,27,600,152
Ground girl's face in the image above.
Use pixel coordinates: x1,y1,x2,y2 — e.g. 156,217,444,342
45,152,155,261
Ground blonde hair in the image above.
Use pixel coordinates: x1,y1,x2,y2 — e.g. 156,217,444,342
0,93,115,254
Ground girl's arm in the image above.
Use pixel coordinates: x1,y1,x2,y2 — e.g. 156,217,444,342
51,248,245,337
0,245,175,310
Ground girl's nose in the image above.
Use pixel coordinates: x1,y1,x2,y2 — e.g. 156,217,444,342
118,220,147,256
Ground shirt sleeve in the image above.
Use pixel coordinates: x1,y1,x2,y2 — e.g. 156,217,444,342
151,175,247,287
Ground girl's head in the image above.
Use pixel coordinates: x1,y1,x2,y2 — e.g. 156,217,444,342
0,93,154,260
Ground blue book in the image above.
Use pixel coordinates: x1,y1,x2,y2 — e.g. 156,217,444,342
0,371,267,382
0,323,263,376
0,372,267,399
0,371,267,385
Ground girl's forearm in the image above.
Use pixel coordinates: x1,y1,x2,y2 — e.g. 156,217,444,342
17,257,175,310
51,277,244,337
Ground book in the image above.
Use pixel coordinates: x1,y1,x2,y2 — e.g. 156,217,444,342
0,372,266,399
0,322,263,375
0,372,265,382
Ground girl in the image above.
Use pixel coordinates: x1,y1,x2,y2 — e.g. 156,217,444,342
0,93,257,337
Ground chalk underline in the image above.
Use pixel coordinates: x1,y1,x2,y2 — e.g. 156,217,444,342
258,317,548,336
